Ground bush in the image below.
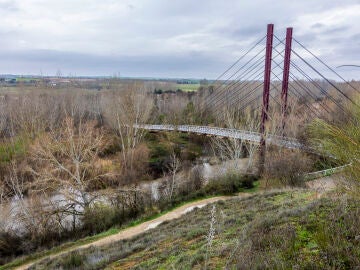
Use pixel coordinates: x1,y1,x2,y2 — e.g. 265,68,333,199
309,103,360,197
82,203,119,234
204,173,257,195
0,232,22,264
61,251,85,269
263,150,312,187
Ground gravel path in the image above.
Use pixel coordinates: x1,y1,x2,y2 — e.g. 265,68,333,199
16,195,250,270
15,175,340,270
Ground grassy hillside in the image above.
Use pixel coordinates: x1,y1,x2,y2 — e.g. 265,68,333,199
29,189,360,269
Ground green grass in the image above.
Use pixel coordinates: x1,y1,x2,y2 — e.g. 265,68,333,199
0,186,257,270
176,84,200,92
0,135,29,164
28,189,360,270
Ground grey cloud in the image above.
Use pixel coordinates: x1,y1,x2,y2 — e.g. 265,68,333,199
0,49,227,78
0,0,18,11
0,0,359,80
321,26,350,35
311,23,325,29
232,25,265,39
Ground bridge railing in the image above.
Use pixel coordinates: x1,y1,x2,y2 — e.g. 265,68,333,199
134,124,303,149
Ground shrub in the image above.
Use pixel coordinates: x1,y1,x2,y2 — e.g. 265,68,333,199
0,232,22,264
308,101,360,197
263,150,312,187
82,203,119,234
204,173,256,195
61,251,85,269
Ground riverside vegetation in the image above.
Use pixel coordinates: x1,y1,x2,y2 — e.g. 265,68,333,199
0,79,359,269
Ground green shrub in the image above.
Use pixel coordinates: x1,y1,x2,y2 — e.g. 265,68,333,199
309,100,360,196
205,174,257,195
0,232,22,264
61,251,85,269
82,203,119,234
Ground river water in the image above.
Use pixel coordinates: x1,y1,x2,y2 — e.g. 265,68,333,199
0,158,252,232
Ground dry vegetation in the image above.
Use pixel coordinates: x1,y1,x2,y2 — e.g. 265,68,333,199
0,78,359,268
28,190,360,269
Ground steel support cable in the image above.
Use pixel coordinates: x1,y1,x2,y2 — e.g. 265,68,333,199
212,77,264,115
288,89,320,119
212,37,284,118
270,66,323,117
271,67,327,116
274,34,358,107
290,60,349,114
286,91,317,119
268,48,325,119
215,45,285,118
207,74,261,114
210,65,265,110
288,81,324,117
288,70,334,115
203,53,265,108
238,79,288,117
271,81,317,124
287,79,326,117
212,35,266,83
271,66,316,106
226,83,265,113
278,85,316,120
220,74,265,109
204,48,266,106
293,38,360,94
291,49,358,107
202,36,266,106
207,55,266,107
287,86,321,118
216,38,284,96
210,46,286,111
214,79,264,118
274,53,332,113
209,60,267,110
205,38,285,107
217,85,264,120
270,81,286,107
271,45,340,115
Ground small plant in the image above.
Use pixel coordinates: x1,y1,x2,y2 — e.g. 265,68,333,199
205,173,257,195
82,203,118,234
309,101,360,197
204,205,217,270
61,251,85,269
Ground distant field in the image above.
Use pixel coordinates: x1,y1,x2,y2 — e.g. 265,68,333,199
176,83,200,92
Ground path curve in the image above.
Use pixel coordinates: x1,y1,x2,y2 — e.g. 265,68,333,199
15,175,339,270
16,195,249,270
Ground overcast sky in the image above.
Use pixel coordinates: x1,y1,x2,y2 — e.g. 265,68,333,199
0,0,359,79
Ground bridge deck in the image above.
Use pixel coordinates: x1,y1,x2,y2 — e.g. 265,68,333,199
135,124,303,149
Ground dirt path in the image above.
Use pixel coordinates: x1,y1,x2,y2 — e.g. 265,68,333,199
16,195,250,270
14,175,340,270
305,175,340,197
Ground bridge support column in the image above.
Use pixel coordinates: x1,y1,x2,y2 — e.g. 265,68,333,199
281,27,293,136
259,24,274,175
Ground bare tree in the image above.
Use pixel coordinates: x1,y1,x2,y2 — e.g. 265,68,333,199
164,151,181,201
102,84,153,178
211,108,260,173
30,117,107,213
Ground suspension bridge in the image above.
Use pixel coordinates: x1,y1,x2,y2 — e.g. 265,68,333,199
138,24,359,169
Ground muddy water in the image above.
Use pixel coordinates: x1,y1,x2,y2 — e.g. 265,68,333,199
0,158,252,232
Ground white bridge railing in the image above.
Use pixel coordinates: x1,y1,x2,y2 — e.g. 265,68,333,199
134,124,303,149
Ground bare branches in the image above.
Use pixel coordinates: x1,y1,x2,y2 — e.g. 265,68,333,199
31,117,106,211
102,83,153,179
